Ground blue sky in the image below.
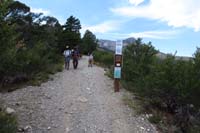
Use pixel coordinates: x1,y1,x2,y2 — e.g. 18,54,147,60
18,0,200,57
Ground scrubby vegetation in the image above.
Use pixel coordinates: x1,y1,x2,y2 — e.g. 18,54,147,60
0,0,64,90
93,49,114,67
122,38,200,132
94,38,200,132
0,109,17,133
80,30,98,54
0,0,95,90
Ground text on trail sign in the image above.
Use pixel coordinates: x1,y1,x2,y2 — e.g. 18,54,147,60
115,40,123,55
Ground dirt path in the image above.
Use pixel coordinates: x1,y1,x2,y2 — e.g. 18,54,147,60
0,56,157,133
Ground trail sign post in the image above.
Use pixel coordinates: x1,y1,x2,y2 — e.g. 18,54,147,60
114,40,123,92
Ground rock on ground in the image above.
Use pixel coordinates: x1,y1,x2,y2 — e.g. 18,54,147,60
5,107,15,115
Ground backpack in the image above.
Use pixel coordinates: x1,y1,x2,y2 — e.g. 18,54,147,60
72,50,79,59
64,50,71,57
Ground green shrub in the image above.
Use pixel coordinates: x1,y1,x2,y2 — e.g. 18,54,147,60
122,39,200,132
93,49,114,67
148,115,162,124
0,0,65,88
0,111,17,133
122,38,157,93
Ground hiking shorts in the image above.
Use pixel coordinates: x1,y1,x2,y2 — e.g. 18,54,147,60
65,56,71,62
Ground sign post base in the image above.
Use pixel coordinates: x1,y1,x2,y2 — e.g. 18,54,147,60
114,79,120,92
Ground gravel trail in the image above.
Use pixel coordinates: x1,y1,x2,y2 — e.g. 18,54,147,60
0,56,157,133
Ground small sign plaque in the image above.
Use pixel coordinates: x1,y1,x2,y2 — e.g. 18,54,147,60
114,67,121,79
114,55,122,67
115,40,123,55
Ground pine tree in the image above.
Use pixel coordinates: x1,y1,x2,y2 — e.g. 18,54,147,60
59,15,82,51
81,30,97,54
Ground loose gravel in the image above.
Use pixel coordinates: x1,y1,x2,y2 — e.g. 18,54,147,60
0,56,157,133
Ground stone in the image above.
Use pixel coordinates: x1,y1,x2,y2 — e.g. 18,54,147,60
86,87,91,91
15,102,21,106
47,126,51,130
149,114,153,117
66,127,70,132
140,127,145,130
24,125,32,131
5,107,15,115
146,114,153,118
18,127,25,132
77,96,88,103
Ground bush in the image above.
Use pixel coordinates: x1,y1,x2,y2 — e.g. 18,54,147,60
0,111,17,133
93,49,114,67
0,0,65,88
122,38,157,93
0,40,64,89
148,115,162,124
122,38,200,132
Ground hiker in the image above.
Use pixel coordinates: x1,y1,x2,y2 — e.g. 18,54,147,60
72,47,79,69
63,46,71,70
88,53,93,67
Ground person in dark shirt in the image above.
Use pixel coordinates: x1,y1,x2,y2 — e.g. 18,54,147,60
72,47,79,69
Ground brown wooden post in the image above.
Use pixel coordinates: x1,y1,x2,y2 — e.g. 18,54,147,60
114,79,120,92
114,40,123,92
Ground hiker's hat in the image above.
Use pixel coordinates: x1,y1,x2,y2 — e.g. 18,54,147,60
66,45,69,48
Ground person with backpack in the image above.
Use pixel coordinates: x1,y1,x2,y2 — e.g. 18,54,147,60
63,46,71,70
72,47,79,69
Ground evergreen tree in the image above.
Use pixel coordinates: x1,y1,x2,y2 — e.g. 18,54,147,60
0,0,18,80
80,30,97,54
59,15,81,51
64,15,81,33
0,0,64,87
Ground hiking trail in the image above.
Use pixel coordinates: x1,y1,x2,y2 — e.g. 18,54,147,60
0,56,157,133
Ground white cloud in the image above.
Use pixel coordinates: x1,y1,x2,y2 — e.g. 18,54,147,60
93,30,178,40
81,20,122,34
30,7,66,24
128,0,145,6
127,30,179,39
31,8,51,16
111,0,200,31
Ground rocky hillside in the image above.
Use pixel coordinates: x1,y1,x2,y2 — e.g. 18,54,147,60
98,37,136,51
98,38,191,61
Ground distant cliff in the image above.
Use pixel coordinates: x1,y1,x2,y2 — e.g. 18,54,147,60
97,37,191,61
97,37,136,51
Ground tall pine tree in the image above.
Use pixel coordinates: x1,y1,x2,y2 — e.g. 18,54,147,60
59,15,81,51
80,30,97,54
